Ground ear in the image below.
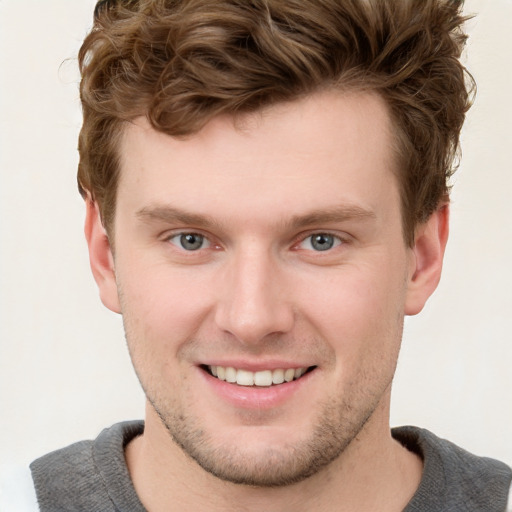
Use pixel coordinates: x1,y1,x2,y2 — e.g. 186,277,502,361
405,204,449,316
84,198,121,313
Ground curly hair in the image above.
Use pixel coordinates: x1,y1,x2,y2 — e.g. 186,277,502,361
78,0,474,246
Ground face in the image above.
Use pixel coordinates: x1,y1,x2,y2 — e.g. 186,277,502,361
89,91,442,487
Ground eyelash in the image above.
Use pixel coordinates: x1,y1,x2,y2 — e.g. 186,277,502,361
165,231,346,253
295,233,344,252
167,232,212,251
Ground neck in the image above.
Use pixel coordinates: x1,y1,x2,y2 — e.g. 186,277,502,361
125,399,423,512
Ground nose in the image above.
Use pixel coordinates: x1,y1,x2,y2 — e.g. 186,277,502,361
214,246,294,345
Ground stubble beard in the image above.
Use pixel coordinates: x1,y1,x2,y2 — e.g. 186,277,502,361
144,377,389,488
120,295,401,489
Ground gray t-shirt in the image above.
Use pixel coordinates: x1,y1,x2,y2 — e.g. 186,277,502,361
30,421,512,511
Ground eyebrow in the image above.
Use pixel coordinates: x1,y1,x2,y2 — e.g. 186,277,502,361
135,204,376,231
287,205,376,230
136,206,222,230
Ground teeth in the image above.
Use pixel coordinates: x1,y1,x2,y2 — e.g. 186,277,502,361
225,367,237,383
208,365,309,387
284,368,295,382
236,369,254,386
254,370,272,387
272,369,284,384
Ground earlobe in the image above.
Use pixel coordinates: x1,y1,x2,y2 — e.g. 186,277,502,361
404,205,449,316
84,199,121,314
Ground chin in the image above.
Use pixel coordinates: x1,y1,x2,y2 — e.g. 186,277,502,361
149,392,378,488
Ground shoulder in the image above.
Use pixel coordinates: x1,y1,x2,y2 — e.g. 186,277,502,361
30,436,106,511
30,421,144,512
394,426,512,511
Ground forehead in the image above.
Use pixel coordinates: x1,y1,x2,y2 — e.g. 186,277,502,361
116,90,398,228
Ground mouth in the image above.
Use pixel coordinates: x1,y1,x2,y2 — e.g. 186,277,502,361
203,365,316,387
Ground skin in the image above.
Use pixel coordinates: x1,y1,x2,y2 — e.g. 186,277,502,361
86,90,448,511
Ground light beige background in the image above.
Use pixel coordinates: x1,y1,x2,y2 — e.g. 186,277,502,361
1,0,511,472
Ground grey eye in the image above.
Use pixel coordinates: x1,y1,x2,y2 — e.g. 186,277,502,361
310,234,335,251
169,233,209,251
298,233,342,252
180,233,204,250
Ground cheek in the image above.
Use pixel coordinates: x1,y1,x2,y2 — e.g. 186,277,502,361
116,262,216,378
297,264,407,365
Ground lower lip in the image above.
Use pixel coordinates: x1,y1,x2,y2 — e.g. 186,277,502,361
198,367,314,409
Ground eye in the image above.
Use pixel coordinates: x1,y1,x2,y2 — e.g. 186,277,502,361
168,233,210,251
299,233,342,252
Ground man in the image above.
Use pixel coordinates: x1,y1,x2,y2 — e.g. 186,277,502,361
28,0,512,510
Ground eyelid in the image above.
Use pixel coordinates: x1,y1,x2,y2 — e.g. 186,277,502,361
169,233,210,250
292,231,348,251
163,229,217,250
161,228,349,252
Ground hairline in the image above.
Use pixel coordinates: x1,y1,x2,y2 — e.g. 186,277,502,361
99,85,434,249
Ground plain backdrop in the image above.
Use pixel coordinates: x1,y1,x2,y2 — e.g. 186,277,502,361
1,0,511,474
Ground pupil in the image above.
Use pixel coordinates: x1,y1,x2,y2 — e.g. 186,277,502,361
312,234,334,251
181,233,203,250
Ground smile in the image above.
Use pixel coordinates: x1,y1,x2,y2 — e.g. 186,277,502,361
206,365,314,387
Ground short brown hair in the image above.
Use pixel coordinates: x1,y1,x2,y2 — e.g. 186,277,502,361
78,0,474,245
